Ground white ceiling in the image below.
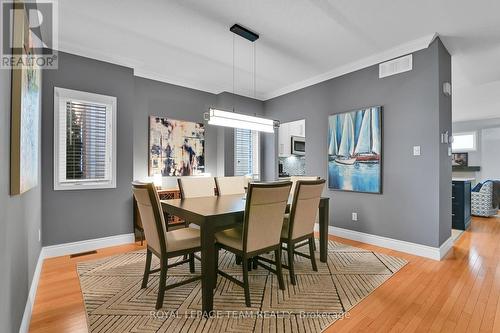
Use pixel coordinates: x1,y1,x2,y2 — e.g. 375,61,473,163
55,0,500,121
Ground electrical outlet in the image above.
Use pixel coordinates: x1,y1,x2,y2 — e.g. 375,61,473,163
413,146,421,156
352,212,358,222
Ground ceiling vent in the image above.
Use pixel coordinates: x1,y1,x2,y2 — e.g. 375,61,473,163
379,54,413,78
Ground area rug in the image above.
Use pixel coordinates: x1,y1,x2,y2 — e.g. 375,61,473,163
77,240,407,333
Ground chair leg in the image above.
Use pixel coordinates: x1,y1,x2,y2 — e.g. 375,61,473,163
274,248,285,290
189,253,195,273
287,242,296,285
309,237,318,272
141,248,152,288
242,257,251,307
235,255,242,265
141,230,145,246
247,258,253,271
155,258,168,310
253,257,258,269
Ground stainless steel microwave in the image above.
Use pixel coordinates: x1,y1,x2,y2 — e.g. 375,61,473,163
291,136,305,155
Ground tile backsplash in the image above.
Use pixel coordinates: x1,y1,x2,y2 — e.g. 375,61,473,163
280,156,306,176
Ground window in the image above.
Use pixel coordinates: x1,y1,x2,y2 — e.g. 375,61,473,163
234,128,260,179
54,88,116,190
452,131,477,152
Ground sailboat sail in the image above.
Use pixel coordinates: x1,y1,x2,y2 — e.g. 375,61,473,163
354,110,371,154
328,116,338,156
371,107,381,155
338,113,354,157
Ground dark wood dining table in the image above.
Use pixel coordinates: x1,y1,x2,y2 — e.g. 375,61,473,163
161,194,330,314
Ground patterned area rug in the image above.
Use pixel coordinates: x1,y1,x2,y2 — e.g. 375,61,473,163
77,240,407,332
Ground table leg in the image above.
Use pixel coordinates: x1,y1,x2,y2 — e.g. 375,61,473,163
319,199,329,263
200,219,215,315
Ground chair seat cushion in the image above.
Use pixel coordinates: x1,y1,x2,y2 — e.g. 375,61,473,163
215,226,243,251
166,227,200,252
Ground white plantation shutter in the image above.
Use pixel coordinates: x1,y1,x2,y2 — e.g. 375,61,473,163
54,88,116,190
234,128,259,179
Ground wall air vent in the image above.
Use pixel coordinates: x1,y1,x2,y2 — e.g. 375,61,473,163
379,54,413,78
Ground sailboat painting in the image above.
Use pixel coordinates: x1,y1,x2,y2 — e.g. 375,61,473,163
328,106,382,193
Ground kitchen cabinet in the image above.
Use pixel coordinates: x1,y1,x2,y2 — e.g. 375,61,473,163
278,119,305,158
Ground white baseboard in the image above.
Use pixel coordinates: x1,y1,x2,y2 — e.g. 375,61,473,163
315,224,453,261
18,233,135,333
19,250,44,333
42,233,135,259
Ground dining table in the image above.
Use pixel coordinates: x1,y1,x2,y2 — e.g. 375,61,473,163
160,194,330,315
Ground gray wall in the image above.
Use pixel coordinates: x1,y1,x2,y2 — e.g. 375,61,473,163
42,52,135,245
438,40,452,245
0,65,42,331
133,77,217,188
42,52,264,245
264,39,451,248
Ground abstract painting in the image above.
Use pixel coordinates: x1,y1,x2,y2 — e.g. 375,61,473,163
328,106,382,193
149,116,205,176
10,5,41,195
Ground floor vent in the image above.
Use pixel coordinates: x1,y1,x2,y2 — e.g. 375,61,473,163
70,250,97,258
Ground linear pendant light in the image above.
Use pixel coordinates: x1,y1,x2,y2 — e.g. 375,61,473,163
206,24,279,133
207,108,276,133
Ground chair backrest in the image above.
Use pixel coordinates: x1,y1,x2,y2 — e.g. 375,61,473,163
177,177,215,198
215,176,246,196
132,182,167,255
290,176,320,199
288,179,325,240
243,182,292,253
480,181,494,195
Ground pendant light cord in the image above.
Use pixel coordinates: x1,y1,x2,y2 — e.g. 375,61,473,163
232,34,235,112
254,43,257,99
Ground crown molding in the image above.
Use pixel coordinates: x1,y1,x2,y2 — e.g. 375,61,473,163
262,33,438,100
58,34,438,102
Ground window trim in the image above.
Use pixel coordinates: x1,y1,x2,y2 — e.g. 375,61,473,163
53,87,117,190
452,131,477,152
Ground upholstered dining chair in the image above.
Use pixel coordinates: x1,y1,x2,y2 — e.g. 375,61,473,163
290,176,320,200
215,176,246,196
214,181,292,307
281,179,325,285
177,176,216,230
132,182,201,310
177,176,216,198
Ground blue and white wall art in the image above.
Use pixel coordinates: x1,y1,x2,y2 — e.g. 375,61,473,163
328,106,383,193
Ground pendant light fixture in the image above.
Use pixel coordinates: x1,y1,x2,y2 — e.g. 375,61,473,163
205,24,279,133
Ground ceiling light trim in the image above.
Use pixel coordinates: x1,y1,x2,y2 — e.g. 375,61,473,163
262,33,438,100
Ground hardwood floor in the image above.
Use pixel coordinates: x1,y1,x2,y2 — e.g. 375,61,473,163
29,216,500,333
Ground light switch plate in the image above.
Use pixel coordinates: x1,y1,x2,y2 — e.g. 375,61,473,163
413,146,421,156
352,212,358,221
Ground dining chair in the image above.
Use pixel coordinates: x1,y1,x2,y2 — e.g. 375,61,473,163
177,176,216,231
132,182,202,310
281,179,325,285
177,176,216,198
214,181,292,307
290,176,320,199
215,176,246,196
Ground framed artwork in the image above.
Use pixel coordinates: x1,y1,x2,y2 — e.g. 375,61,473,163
328,106,383,194
10,4,42,195
149,116,205,176
452,153,468,167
